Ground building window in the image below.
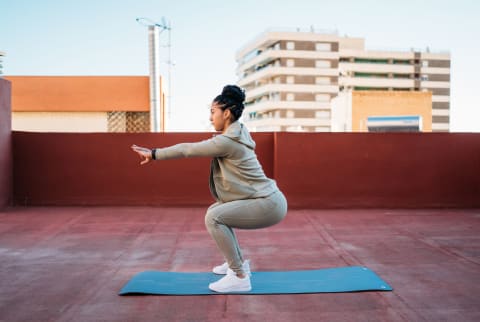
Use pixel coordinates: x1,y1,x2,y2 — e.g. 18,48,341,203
286,76,295,84
315,60,330,68
353,87,388,91
315,94,330,101
393,59,410,65
315,43,331,51
270,92,280,101
286,59,295,67
286,93,295,101
315,77,329,85
354,58,389,64
286,110,295,118
315,111,330,118
287,42,295,50
286,125,304,132
422,61,429,67
108,111,150,132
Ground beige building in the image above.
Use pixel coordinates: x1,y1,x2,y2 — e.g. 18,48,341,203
332,91,432,132
236,29,450,132
6,76,162,133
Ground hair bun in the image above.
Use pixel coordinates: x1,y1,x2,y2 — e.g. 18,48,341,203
212,84,246,121
221,85,245,104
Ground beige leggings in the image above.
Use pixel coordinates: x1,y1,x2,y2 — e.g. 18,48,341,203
204,190,288,274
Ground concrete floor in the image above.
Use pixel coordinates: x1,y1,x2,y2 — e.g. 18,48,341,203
0,207,479,322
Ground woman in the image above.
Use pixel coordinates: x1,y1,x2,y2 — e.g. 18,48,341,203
131,85,287,293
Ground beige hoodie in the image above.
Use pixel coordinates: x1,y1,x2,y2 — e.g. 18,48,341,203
153,121,279,202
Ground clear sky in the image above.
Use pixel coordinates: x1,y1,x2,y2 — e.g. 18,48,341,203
1,0,479,132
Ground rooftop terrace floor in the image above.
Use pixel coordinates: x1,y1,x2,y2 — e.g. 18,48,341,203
0,207,479,322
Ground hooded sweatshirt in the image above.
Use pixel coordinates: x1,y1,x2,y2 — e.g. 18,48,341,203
153,121,279,202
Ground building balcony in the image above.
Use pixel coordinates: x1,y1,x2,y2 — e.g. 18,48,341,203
432,123,450,130
340,49,416,60
432,95,450,102
339,77,414,88
420,81,450,89
420,67,451,74
237,49,339,74
238,66,338,88
245,116,331,128
432,109,450,116
339,62,414,74
247,83,339,101
245,100,331,114
236,29,340,61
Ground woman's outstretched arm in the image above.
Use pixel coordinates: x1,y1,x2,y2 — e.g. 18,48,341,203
131,136,232,165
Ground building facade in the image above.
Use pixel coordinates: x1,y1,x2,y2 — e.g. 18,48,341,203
331,91,432,132
6,76,164,132
236,29,450,132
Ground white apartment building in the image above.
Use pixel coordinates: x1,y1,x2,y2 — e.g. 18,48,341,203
236,29,450,132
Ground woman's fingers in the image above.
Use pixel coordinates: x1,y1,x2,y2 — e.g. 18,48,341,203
131,144,151,165
131,145,144,152
131,145,149,154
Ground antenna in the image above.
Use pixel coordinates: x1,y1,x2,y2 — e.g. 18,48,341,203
136,17,170,30
136,17,172,132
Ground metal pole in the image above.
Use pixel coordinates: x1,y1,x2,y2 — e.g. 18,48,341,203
137,17,170,132
148,25,162,132
167,21,172,124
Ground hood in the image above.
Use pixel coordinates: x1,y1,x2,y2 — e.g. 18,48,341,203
222,121,256,150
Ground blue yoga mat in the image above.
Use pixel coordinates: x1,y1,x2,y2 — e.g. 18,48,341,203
119,266,393,295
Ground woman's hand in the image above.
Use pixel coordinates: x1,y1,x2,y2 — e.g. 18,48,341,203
131,144,153,165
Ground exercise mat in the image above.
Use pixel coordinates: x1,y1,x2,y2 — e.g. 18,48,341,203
119,266,393,295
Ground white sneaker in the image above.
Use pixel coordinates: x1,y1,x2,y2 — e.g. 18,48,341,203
209,272,252,293
212,260,251,276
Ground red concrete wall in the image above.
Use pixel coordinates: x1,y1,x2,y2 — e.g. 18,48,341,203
275,132,480,208
12,132,274,206
12,131,480,208
0,79,12,208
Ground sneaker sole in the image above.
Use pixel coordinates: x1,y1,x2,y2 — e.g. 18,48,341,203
209,285,252,293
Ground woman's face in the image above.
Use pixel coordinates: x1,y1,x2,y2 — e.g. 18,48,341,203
210,102,231,132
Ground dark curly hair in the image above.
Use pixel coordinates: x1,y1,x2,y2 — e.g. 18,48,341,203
213,85,246,121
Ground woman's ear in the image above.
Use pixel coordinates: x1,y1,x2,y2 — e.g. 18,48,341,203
223,109,232,120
